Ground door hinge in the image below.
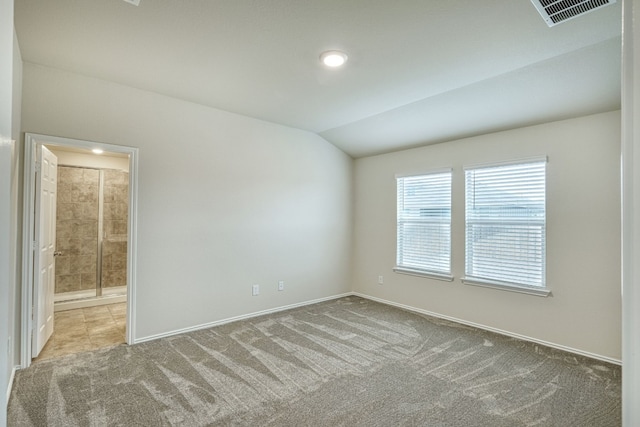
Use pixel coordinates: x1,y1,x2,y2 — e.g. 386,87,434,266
32,240,38,252
34,161,41,174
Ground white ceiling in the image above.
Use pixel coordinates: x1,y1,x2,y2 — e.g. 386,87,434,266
14,0,622,158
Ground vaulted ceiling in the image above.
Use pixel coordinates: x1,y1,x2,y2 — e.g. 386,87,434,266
14,0,622,157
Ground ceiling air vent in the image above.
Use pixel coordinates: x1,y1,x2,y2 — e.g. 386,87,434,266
530,0,616,27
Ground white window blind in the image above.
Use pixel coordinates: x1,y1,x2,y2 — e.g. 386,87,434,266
396,171,452,276
464,160,546,288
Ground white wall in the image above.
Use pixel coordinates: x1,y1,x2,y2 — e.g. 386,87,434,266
0,15,9,427
0,0,21,426
353,111,621,361
9,28,22,394
622,0,640,423
21,63,354,340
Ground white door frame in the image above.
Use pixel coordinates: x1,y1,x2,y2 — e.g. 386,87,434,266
21,133,139,368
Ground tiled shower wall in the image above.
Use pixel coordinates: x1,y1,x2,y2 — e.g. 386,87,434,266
55,166,99,293
55,166,128,294
102,169,129,288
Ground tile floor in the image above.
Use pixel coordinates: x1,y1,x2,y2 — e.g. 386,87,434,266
34,302,126,362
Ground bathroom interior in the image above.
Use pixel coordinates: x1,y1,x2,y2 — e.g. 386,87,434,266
35,144,130,361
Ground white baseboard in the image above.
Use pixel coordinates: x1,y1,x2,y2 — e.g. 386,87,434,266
135,293,354,344
6,365,17,405
353,292,622,366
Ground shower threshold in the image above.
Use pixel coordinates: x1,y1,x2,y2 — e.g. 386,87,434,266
54,286,127,312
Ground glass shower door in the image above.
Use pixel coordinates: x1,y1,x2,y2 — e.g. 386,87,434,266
54,166,101,301
100,169,129,297
54,166,128,304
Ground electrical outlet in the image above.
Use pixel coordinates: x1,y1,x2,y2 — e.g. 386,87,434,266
252,284,260,296
378,275,384,285
278,281,284,291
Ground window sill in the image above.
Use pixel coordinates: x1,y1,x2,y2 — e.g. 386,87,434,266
393,267,454,282
461,277,551,297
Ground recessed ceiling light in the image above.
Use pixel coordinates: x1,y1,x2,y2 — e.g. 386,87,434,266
92,148,104,154
320,50,348,68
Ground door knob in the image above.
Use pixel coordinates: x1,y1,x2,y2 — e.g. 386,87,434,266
54,251,63,257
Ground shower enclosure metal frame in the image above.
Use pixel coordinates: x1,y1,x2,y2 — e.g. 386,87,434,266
53,164,128,303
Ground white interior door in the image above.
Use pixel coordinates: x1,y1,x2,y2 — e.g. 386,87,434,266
32,145,58,357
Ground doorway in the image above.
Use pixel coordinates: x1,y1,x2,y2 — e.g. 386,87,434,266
21,134,138,367
49,151,129,310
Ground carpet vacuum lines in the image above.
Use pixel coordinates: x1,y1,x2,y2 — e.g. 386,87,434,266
8,296,621,426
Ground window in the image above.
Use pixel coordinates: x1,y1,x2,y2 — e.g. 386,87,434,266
395,170,452,280
463,159,547,294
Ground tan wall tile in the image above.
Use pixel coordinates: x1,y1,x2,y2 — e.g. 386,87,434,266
58,166,83,182
77,255,97,274
111,253,127,270
57,183,73,203
79,220,98,238
79,238,97,257
103,203,116,220
104,169,125,185
103,186,117,203
102,269,126,287
55,274,81,293
55,256,70,275
83,168,99,181
101,253,112,270
80,273,97,290
56,237,81,255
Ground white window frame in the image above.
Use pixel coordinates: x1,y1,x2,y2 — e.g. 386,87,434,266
394,169,453,281
462,157,550,297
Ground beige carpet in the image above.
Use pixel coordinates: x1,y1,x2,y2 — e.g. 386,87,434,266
8,296,621,426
